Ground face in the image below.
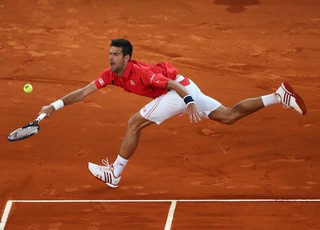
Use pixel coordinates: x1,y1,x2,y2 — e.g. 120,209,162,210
109,46,129,76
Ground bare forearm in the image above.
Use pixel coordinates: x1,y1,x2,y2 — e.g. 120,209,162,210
61,81,98,106
39,81,98,117
166,79,189,98
61,88,86,106
166,79,201,122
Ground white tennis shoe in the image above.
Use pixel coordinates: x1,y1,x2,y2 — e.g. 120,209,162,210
88,158,121,188
276,82,307,115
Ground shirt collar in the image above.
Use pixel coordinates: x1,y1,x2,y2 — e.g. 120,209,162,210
121,61,132,78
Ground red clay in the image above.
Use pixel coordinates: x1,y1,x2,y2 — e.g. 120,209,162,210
1,0,319,229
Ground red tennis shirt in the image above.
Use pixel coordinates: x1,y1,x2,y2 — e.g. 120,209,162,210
95,60,178,99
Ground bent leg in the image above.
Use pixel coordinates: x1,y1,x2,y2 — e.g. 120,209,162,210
209,97,265,124
119,112,154,159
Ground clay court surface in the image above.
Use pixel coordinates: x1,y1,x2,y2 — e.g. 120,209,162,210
1,0,319,229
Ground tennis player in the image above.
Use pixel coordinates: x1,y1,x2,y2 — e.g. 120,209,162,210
39,38,307,188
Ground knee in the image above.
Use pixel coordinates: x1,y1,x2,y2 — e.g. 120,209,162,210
127,114,141,131
127,112,149,132
208,107,238,125
209,114,237,125
220,118,237,125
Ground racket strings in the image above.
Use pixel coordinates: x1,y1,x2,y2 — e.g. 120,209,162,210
10,126,38,140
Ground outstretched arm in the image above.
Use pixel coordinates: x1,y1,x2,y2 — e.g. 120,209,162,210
39,81,98,117
166,79,201,123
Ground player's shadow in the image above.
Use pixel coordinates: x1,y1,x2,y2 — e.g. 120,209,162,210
214,0,260,13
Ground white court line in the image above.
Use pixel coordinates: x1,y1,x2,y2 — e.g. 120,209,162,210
7,199,320,203
164,201,177,230
0,201,12,230
1,199,319,230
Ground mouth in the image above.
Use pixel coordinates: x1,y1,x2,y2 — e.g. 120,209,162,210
110,62,116,69
110,62,117,72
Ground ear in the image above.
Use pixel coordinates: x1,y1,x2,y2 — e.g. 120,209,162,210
124,54,131,63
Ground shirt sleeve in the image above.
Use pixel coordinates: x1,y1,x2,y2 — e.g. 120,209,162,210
95,69,111,89
140,72,169,89
150,73,170,88
155,62,178,80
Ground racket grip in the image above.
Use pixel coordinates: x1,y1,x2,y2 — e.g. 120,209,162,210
36,113,47,121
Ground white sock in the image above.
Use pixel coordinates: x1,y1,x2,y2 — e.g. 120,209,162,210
261,93,280,107
113,154,128,178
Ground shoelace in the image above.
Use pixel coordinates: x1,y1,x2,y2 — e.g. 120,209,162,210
100,158,113,171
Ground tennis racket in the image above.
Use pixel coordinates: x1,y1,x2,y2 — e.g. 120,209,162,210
7,113,47,142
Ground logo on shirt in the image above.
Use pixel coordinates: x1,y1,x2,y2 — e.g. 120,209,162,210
150,74,155,83
130,80,136,85
98,78,105,86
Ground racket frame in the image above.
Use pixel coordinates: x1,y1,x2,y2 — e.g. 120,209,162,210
7,113,46,142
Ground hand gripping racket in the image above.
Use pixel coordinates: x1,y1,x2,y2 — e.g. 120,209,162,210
7,113,46,142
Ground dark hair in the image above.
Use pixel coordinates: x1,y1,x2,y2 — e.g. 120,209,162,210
110,39,133,60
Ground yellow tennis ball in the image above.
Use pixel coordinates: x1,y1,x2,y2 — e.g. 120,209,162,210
23,83,33,93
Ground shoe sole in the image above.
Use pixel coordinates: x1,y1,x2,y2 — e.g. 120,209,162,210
106,182,118,188
92,176,119,188
282,82,307,115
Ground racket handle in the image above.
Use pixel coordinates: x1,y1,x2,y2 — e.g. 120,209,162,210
36,113,47,121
